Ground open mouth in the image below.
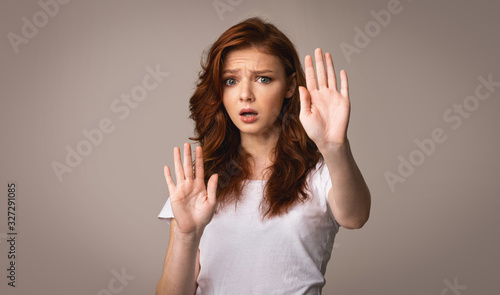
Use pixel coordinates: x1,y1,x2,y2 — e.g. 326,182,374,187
241,112,257,117
239,108,258,116
239,108,258,123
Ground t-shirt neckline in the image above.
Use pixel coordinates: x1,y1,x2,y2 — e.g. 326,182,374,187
246,179,267,185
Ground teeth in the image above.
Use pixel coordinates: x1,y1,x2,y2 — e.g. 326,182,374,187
242,113,256,116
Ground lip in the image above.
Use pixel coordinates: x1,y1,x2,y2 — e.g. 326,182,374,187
239,108,258,123
239,108,258,115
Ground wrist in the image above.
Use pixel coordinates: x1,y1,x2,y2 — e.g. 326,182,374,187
317,138,350,155
173,226,204,243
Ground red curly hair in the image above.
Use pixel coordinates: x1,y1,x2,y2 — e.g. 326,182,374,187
189,17,321,220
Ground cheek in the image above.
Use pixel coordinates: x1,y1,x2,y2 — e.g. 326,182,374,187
262,99,284,124
265,89,286,112
221,92,232,112
221,95,238,122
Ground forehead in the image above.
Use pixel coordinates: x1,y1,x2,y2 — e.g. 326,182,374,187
222,47,284,74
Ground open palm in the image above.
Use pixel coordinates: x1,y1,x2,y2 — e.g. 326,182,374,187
164,143,218,235
299,48,351,149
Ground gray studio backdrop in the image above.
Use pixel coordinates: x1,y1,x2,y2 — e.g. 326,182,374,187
1,0,499,294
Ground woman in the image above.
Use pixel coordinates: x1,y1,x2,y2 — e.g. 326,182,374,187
156,17,371,294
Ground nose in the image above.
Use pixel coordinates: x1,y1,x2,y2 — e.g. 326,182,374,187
239,79,254,102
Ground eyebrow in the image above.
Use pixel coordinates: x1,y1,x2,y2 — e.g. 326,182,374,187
221,69,275,75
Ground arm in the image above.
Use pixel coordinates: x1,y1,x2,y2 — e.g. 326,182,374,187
156,219,201,295
299,48,371,229
156,143,218,294
320,139,371,229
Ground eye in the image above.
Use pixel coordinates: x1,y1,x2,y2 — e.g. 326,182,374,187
257,76,272,84
224,78,237,86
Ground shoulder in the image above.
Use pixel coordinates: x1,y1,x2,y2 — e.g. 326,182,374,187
304,158,332,201
305,159,340,228
307,159,331,185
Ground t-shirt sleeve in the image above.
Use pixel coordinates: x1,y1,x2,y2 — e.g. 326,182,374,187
157,197,174,225
315,160,333,197
312,160,340,228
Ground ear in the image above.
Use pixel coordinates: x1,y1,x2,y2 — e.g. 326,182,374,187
285,73,297,99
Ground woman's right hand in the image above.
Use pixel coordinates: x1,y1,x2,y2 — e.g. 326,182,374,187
164,143,218,237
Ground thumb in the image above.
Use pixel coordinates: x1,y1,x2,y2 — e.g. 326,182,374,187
299,86,311,118
206,173,218,205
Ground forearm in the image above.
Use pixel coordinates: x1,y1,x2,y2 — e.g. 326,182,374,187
319,139,371,229
156,227,201,295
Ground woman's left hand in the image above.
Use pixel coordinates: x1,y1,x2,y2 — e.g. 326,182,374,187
299,48,351,150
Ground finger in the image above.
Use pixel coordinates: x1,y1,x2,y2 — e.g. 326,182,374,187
163,165,176,195
299,86,311,117
206,173,218,205
194,145,204,182
314,48,328,89
325,52,337,91
340,69,349,99
183,142,193,180
173,146,185,184
304,54,317,91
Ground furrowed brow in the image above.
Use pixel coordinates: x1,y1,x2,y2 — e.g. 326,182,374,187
221,69,274,75
250,70,274,75
222,69,239,75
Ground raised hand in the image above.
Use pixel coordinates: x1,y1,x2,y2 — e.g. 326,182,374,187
299,48,351,150
163,143,218,236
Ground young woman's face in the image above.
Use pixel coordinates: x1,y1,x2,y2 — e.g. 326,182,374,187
221,46,294,139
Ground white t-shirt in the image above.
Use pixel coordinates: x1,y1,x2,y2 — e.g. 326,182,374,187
157,160,340,294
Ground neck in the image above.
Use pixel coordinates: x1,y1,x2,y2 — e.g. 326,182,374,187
240,127,280,180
